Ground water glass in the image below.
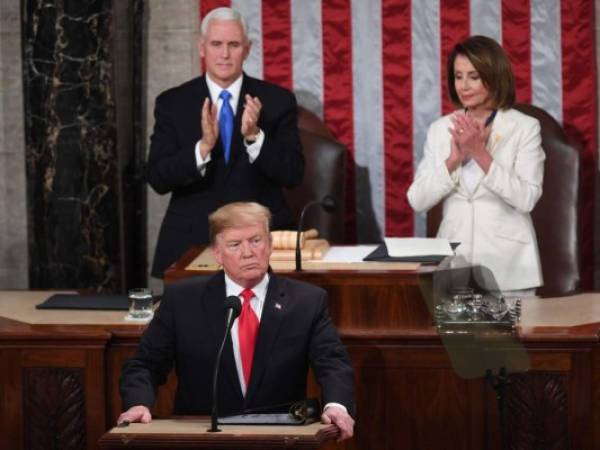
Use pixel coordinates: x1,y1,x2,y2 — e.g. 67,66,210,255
466,293,484,320
128,288,154,320
484,295,508,321
442,286,473,320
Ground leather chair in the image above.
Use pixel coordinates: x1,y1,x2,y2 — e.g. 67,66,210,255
427,104,581,297
283,107,346,244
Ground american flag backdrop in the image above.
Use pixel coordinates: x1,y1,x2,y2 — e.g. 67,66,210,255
199,0,597,289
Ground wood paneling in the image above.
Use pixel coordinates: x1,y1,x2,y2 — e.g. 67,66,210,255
23,367,87,450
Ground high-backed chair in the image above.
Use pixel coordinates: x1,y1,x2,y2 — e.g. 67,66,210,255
427,104,580,297
283,107,346,244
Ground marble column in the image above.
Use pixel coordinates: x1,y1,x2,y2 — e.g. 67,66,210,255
22,0,141,291
144,0,201,293
0,0,28,288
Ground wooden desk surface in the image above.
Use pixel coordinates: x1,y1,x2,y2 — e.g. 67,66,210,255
0,290,600,348
1,289,599,335
0,290,132,325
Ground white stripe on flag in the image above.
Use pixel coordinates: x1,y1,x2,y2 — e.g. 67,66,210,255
351,0,385,241
291,0,324,118
234,0,263,79
531,0,563,123
412,0,441,237
470,0,502,42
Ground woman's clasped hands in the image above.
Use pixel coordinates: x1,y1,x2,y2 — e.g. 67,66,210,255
446,111,492,173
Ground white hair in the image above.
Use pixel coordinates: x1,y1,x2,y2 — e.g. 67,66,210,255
200,7,248,40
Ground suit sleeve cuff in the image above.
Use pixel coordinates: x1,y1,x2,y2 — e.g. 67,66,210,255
244,128,264,163
194,140,211,176
438,158,460,186
323,402,348,415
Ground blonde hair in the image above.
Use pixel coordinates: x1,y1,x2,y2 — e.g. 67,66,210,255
209,202,271,244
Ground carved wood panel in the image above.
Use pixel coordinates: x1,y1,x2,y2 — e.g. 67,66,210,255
502,372,569,450
22,367,86,450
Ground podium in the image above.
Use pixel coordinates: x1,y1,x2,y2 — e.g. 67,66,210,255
99,418,337,449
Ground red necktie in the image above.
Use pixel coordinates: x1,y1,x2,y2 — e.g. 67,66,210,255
238,288,259,388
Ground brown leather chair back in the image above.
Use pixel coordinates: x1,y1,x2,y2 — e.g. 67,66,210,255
515,104,581,296
283,107,346,244
427,104,581,297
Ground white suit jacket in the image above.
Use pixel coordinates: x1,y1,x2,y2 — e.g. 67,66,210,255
407,108,545,291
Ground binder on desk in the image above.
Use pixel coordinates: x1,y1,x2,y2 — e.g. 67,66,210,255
218,399,321,426
36,294,130,310
363,242,459,264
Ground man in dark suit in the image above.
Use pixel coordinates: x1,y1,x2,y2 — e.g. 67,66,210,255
119,202,355,441
148,7,304,278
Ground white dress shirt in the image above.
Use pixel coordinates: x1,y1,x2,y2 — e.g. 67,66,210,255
224,272,268,396
222,272,347,415
194,74,265,174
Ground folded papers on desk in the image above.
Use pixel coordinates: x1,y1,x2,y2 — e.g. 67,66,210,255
364,238,458,264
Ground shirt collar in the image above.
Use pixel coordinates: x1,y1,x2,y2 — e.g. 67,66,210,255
224,272,269,301
206,73,244,112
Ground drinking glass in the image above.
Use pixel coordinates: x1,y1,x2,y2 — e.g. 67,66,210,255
466,293,483,320
483,295,508,321
442,286,473,320
128,288,154,320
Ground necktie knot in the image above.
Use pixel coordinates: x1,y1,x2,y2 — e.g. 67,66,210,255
240,288,255,305
219,90,231,102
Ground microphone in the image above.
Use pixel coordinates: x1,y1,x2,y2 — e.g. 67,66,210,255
209,295,242,432
295,195,337,271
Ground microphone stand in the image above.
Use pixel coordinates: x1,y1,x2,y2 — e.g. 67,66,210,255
209,296,241,432
295,196,337,272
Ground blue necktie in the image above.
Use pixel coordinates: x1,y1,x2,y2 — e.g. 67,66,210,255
219,90,234,164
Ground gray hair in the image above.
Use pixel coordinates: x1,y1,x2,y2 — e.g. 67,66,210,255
200,7,248,40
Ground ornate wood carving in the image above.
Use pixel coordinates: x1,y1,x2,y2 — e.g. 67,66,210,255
23,368,86,450
503,373,569,450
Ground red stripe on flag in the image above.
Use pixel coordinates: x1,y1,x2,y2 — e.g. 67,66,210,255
440,0,470,115
262,0,293,90
561,0,597,289
322,0,356,242
200,0,230,23
382,0,413,237
502,0,531,103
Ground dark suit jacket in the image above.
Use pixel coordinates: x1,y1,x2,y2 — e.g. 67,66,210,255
147,74,305,277
120,272,354,417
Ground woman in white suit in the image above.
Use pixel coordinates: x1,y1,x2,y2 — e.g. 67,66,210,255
407,36,545,294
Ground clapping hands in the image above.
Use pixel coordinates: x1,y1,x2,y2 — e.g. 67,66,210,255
199,94,263,159
446,111,492,172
